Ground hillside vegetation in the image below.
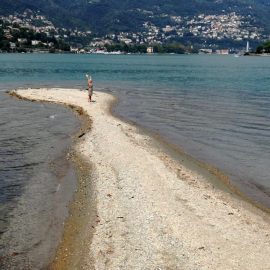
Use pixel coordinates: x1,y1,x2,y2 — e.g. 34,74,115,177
0,0,270,35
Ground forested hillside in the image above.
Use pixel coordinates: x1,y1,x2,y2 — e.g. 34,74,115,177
1,0,270,35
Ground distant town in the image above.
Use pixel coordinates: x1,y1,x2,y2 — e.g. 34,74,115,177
0,9,269,54
116,10,265,44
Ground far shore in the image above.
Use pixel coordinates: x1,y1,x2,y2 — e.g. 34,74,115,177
11,88,270,270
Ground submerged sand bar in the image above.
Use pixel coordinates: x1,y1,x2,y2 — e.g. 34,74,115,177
14,88,270,270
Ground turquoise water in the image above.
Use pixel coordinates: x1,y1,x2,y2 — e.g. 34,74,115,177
0,53,270,267
1,53,270,203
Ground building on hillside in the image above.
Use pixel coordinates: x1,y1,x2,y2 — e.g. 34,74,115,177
199,48,213,54
31,40,40,46
18,38,27,44
9,42,16,50
216,49,229,55
147,46,154,53
120,38,132,44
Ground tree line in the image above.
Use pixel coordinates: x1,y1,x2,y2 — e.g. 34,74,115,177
256,41,270,54
105,43,189,54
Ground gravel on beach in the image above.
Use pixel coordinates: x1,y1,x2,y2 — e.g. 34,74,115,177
14,88,270,270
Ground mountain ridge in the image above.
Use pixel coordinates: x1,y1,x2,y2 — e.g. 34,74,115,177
1,0,270,38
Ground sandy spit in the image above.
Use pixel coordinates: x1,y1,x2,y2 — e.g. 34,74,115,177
13,88,270,270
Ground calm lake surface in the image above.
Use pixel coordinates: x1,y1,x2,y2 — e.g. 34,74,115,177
0,53,270,268
0,89,81,268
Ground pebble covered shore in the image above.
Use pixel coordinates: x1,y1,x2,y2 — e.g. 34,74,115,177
15,88,270,270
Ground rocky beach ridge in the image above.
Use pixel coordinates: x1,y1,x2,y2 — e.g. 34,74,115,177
12,88,270,270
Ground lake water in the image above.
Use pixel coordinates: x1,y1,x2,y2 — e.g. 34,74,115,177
0,53,270,268
0,89,81,269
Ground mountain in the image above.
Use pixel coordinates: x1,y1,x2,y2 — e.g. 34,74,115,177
81,0,270,34
1,0,270,36
0,0,88,28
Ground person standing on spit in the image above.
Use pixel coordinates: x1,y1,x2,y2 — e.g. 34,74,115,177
86,74,93,102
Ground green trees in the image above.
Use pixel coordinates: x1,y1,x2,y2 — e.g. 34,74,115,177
0,40,10,51
55,40,70,51
256,41,270,54
153,43,186,54
0,27,4,40
0,26,9,51
105,43,147,53
105,43,187,54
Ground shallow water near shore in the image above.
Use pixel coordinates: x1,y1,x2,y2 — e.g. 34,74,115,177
1,53,270,268
0,90,81,269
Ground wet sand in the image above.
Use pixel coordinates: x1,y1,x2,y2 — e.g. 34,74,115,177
13,88,270,270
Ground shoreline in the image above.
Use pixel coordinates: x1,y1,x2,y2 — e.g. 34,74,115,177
9,89,96,269
111,93,270,214
11,88,270,269
49,100,96,269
